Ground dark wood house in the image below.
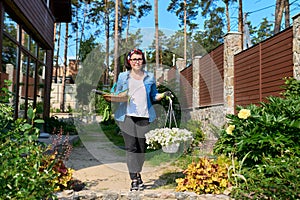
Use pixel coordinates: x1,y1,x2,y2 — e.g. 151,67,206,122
0,0,71,119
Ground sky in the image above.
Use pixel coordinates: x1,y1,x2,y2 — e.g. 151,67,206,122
62,0,300,63
130,0,299,32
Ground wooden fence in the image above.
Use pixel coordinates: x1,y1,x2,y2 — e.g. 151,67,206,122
234,27,293,108
199,44,224,107
164,27,294,110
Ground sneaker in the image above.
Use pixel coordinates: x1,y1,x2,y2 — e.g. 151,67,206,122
137,174,144,190
130,180,138,191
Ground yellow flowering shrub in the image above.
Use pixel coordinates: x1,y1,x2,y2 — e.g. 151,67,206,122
226,125,235,135
176,156,231,194
237,109,251,119
41,155,75,191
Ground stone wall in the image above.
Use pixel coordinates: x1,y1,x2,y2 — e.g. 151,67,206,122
293,13,300,80
185,104,225,139
51,83,78,111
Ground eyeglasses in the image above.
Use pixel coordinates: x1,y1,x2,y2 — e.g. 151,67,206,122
130,58,143,62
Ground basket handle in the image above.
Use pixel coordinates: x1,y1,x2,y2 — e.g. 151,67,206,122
164,97,177,128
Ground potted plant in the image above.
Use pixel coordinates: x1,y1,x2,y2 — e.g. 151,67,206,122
145,128,193,153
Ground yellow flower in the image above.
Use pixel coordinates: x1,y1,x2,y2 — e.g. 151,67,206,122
226,125,235,135
238,109,251,119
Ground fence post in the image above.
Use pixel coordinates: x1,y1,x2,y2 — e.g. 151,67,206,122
192,57,200,109
293,13,300,80
223,32,242,114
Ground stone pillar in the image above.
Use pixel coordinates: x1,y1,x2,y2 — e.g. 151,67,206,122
155,67,163,81
176,58,185,72
192,57,200,109
223,32,242,114
293,13,300,80
163,68,169,81
175,58,184,94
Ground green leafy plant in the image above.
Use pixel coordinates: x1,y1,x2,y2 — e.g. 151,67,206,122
0,105,58,199
157,80,182,128
214,80,300,166
41,128,84,192
213,77,300,198
231,153,300,199
227,152,250,188
0,80,12,103
176,156,232,194
44,116,77,135
181,119,205,147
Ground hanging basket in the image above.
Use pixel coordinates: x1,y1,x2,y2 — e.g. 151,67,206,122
92,89,128,102
162,143,179,153
103,94,128,102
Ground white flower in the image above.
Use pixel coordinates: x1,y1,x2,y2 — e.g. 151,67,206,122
145,128,193,149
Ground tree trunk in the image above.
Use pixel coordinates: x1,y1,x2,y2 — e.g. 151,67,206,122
126,0,133,43
184,0,187,66
79,1,88,59
60,23,68,112
55,23,61,84
284,0,290,28
113,0,119,83
75,4,79,64
225,0,230,32
274,0,284,33
238,0,243,48
154,0,159,70
105,0,110,86
119,0,123,39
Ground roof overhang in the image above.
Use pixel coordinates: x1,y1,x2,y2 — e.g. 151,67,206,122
50,0,72,23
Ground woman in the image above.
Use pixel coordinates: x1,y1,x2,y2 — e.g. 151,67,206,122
113,48,170,191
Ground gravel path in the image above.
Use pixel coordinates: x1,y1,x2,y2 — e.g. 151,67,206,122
65,128,182,192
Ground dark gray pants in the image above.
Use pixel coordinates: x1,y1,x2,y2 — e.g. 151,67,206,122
117,116,150,180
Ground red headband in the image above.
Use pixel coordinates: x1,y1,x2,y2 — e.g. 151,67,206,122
127,49,143,62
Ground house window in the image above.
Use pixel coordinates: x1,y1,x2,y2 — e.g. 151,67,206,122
1,9,47,118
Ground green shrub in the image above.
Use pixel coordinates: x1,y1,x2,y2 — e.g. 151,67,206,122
0,80,12,103
181,120,205,147
213,78,300,198
44,116,77,135
231,153,300,199
214,78,300,166
176,156,232,194
0,105,58,199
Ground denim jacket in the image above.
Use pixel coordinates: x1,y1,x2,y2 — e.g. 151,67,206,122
113,70,159,122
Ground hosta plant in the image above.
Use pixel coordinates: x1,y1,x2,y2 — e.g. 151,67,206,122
176,156,232,194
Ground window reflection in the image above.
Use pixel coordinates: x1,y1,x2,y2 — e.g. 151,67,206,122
2,35,17,72
37,64,45,101
18,51,26,118
21,30,30,50
30,39,38,56
21,53,28,76
2,9,48,119
1,35,18,108
3,12,18,40
28,60,36,101
39,48,46,63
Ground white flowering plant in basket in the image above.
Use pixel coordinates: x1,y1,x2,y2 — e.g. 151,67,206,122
145,128,193,150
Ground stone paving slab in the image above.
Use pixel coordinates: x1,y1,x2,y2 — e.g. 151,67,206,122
57,189,231,200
